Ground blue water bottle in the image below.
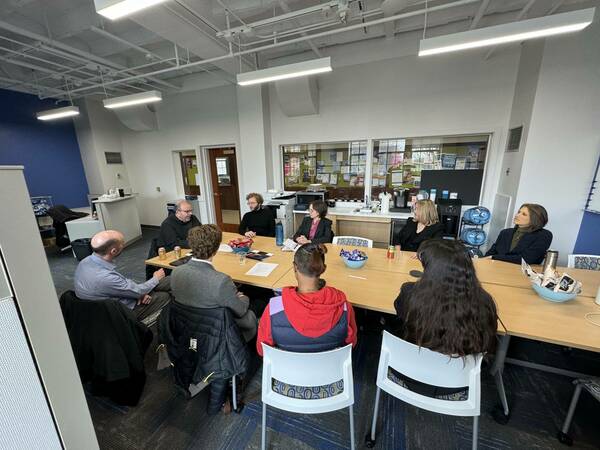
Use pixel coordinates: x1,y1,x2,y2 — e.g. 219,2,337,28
275,220,284,246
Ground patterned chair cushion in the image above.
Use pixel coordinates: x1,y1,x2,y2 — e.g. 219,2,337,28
336,238,370,247
272,379,344,400
573,256,600,271
576,378,600,401
387,368,469,401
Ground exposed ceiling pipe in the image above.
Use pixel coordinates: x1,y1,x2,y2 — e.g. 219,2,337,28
66,0,480,95
484,0,537,59
469,0,490,29
89,26,163,60
381,0,409,38
0,19,179,91
278,0,322,58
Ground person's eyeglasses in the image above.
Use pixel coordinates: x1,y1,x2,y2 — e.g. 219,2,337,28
180,209,193,213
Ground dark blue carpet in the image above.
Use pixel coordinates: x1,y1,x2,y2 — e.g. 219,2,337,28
45,227,600,449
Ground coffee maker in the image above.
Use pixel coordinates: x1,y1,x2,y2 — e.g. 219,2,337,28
390,188,411,212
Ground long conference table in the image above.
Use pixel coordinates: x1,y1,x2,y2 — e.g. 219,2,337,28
146,232,600,420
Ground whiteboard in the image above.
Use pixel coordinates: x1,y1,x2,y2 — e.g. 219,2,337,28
586,153,600,213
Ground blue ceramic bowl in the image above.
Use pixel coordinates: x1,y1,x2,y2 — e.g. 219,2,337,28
231,245,251,255
341,255,368,269
531,282,578,303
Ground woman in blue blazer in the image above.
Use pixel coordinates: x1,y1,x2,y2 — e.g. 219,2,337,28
485,203,552,264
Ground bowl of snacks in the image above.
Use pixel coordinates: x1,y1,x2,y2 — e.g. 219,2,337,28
531,282,579,303
340,249,368,269
228,237,253,254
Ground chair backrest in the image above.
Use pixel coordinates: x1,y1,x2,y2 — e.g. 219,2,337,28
261,344,354,414
567,254,600,271
332,236,373,248
376,331,482,417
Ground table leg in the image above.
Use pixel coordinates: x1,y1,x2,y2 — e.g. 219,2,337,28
491,335,510,422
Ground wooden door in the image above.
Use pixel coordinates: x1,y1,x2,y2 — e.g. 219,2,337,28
208,147,241,233
179,153,200,196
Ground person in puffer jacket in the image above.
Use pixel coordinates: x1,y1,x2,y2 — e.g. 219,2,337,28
257,243,357,356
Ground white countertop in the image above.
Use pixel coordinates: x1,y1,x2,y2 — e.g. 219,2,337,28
93,195,136,204
294,206,412,220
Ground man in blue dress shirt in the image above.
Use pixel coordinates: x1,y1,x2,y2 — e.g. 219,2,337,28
74,230,171,324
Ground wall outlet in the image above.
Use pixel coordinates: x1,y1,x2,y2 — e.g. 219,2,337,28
156,186,161,192
116,173,121,179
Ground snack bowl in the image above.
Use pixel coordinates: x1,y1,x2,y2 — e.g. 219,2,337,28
531,282,578,303
340,249,368,269
228,237,253,254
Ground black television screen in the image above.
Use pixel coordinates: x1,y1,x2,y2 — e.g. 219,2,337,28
420,169,484,205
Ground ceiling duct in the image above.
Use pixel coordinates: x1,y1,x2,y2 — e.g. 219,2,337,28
381,0,410,38
274,76,319,117
111,104,159,131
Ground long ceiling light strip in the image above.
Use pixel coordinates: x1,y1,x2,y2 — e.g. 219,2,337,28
237,57,332,86
36,105,80,121
103,90,162,109
419,7,595,56
94,0,169,20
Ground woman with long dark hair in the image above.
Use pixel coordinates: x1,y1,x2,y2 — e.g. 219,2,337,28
485,203,552,264
395,238,498,357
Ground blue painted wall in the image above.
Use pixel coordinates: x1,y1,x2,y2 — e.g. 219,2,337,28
0,88,89,207
574,211,600,255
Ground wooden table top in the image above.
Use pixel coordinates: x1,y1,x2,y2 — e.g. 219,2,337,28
145,232,294,289
473,259,599,298
146,235,600,352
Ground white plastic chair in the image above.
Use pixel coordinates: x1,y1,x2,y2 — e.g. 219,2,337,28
332,236,373,248
261,344,355,450
366,331,483,450
567,254,600,271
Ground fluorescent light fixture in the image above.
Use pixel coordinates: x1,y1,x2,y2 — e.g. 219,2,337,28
237,57,332,86
36,105,80,121
419,7,595,56
94,0,169,20
103,90,162,109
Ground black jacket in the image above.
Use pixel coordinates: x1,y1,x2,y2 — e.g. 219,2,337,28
485,227,552,264
158,302,249,389
239,207,276,237
395,218,444,251
159,214,201,251
59,291,152,406
293,216,334,244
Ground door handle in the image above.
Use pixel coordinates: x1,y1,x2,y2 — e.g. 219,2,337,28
213,192,220,196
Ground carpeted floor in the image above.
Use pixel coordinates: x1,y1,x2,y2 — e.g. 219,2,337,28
46,227,600,449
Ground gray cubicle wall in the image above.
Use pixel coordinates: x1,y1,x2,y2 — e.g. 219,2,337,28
0,166,98,449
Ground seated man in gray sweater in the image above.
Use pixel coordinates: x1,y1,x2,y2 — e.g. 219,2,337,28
74,230,171,325
171,224,257,342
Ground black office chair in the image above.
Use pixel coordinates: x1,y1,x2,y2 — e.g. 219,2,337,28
47,205,87,252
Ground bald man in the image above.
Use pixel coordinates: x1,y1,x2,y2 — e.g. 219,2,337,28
74,230,172,324
159,200,201,251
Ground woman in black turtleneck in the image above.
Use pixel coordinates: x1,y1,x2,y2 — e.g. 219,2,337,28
239,193,276,237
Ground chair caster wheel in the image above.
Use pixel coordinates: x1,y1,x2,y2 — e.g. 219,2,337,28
492,405,510,425
365,433,376,448
234,402,245,414
557,431,573,446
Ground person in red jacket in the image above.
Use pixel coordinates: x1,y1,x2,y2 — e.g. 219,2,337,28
257,243,357,357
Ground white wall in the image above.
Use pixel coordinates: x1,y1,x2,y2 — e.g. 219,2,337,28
268,48,520,212
515,21,600,263
74,98,131,195
121,85,239,225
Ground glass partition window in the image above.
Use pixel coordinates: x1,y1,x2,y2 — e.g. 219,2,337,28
371,134,489,200
282,141,367,199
